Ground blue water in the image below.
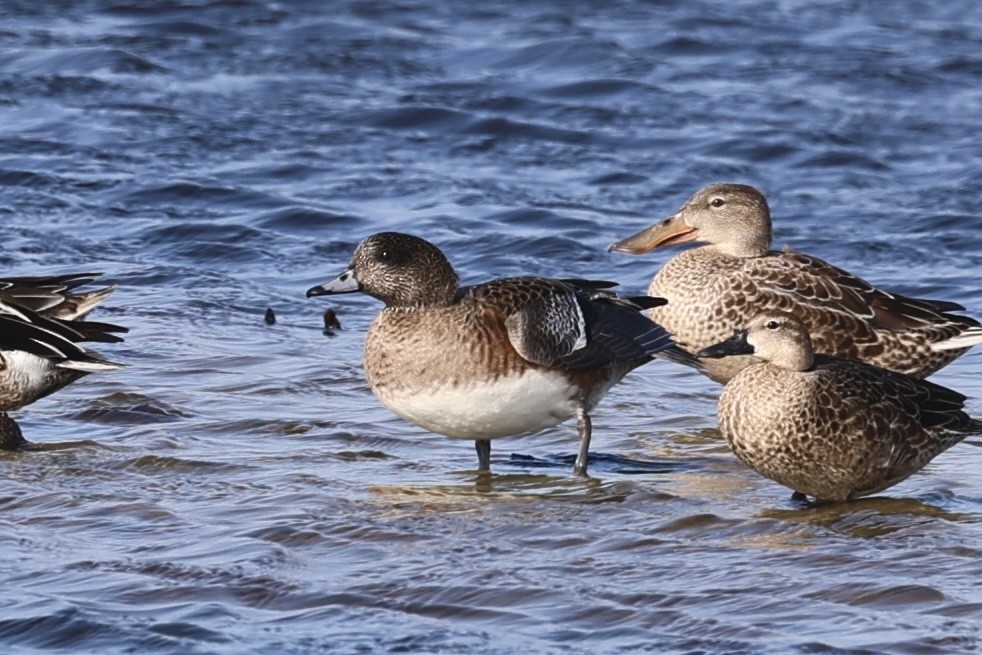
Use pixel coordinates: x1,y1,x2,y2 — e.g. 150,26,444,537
0,1,980,653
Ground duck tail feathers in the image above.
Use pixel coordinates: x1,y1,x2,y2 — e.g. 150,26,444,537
931,327,982,352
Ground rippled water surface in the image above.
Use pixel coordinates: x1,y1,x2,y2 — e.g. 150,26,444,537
1,1,981,653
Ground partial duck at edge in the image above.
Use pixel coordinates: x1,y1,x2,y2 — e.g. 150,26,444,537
0,272,127,449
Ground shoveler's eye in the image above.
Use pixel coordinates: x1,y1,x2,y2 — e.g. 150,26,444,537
710,197,725,208
765,320,780,330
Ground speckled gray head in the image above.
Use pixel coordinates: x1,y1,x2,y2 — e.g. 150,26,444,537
306,232,460,307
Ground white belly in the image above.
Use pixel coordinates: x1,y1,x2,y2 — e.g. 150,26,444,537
374,369,582,440
0,350,60,409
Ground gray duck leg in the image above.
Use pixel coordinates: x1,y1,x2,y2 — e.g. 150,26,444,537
0,413,27,450
475,439,491,472
573,404,592,477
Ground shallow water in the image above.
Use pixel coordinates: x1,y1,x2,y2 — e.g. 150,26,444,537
1,1,980,653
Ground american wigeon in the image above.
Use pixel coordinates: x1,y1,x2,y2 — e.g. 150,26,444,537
307,232,692,475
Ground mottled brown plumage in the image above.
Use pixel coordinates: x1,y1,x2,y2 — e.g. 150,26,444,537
307,232,690,475
610,183,981,383
698,313,981,502
0,272,118,321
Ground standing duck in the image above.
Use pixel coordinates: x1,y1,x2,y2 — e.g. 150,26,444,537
609,183,982,383
0,273,127,449
307,231,691,475
698,312,981,502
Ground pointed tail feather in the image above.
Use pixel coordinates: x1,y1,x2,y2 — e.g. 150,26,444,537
0,272,104,291
52,285,118,320
0,273,110,316
56,355,126,372
69,319,129,343
931,327,982,352
0,301,127,371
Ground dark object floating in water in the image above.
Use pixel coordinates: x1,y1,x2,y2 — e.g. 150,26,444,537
323,308,341,334
264,308,276,325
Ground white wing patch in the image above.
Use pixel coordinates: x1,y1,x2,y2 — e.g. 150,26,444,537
572,298,588,351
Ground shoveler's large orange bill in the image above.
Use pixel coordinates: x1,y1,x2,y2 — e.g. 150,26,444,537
608,212,698,254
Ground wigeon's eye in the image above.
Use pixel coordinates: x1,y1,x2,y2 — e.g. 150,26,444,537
765,320,780,330
378,250,392,262
710,197,725,208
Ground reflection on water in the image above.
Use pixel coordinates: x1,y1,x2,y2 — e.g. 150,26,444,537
760,495,979,538
0,0,980,653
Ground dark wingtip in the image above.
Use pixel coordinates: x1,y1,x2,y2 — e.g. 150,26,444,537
559,278,619,291
625,295,668,310
70,320,129,343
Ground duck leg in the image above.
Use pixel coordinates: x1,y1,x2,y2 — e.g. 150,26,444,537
0,412,27,450
475,439,491,472
573,404,592,477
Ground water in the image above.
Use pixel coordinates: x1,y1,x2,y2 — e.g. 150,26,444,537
1,1,980,653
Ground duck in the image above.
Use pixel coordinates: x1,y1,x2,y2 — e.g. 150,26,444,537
609,183,982,383
697,312,982,502
0,272,127,449
306,231,693,475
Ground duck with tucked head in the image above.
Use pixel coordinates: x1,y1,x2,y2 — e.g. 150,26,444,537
609,183,982,383
307,231,692,475
698,312,982,502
